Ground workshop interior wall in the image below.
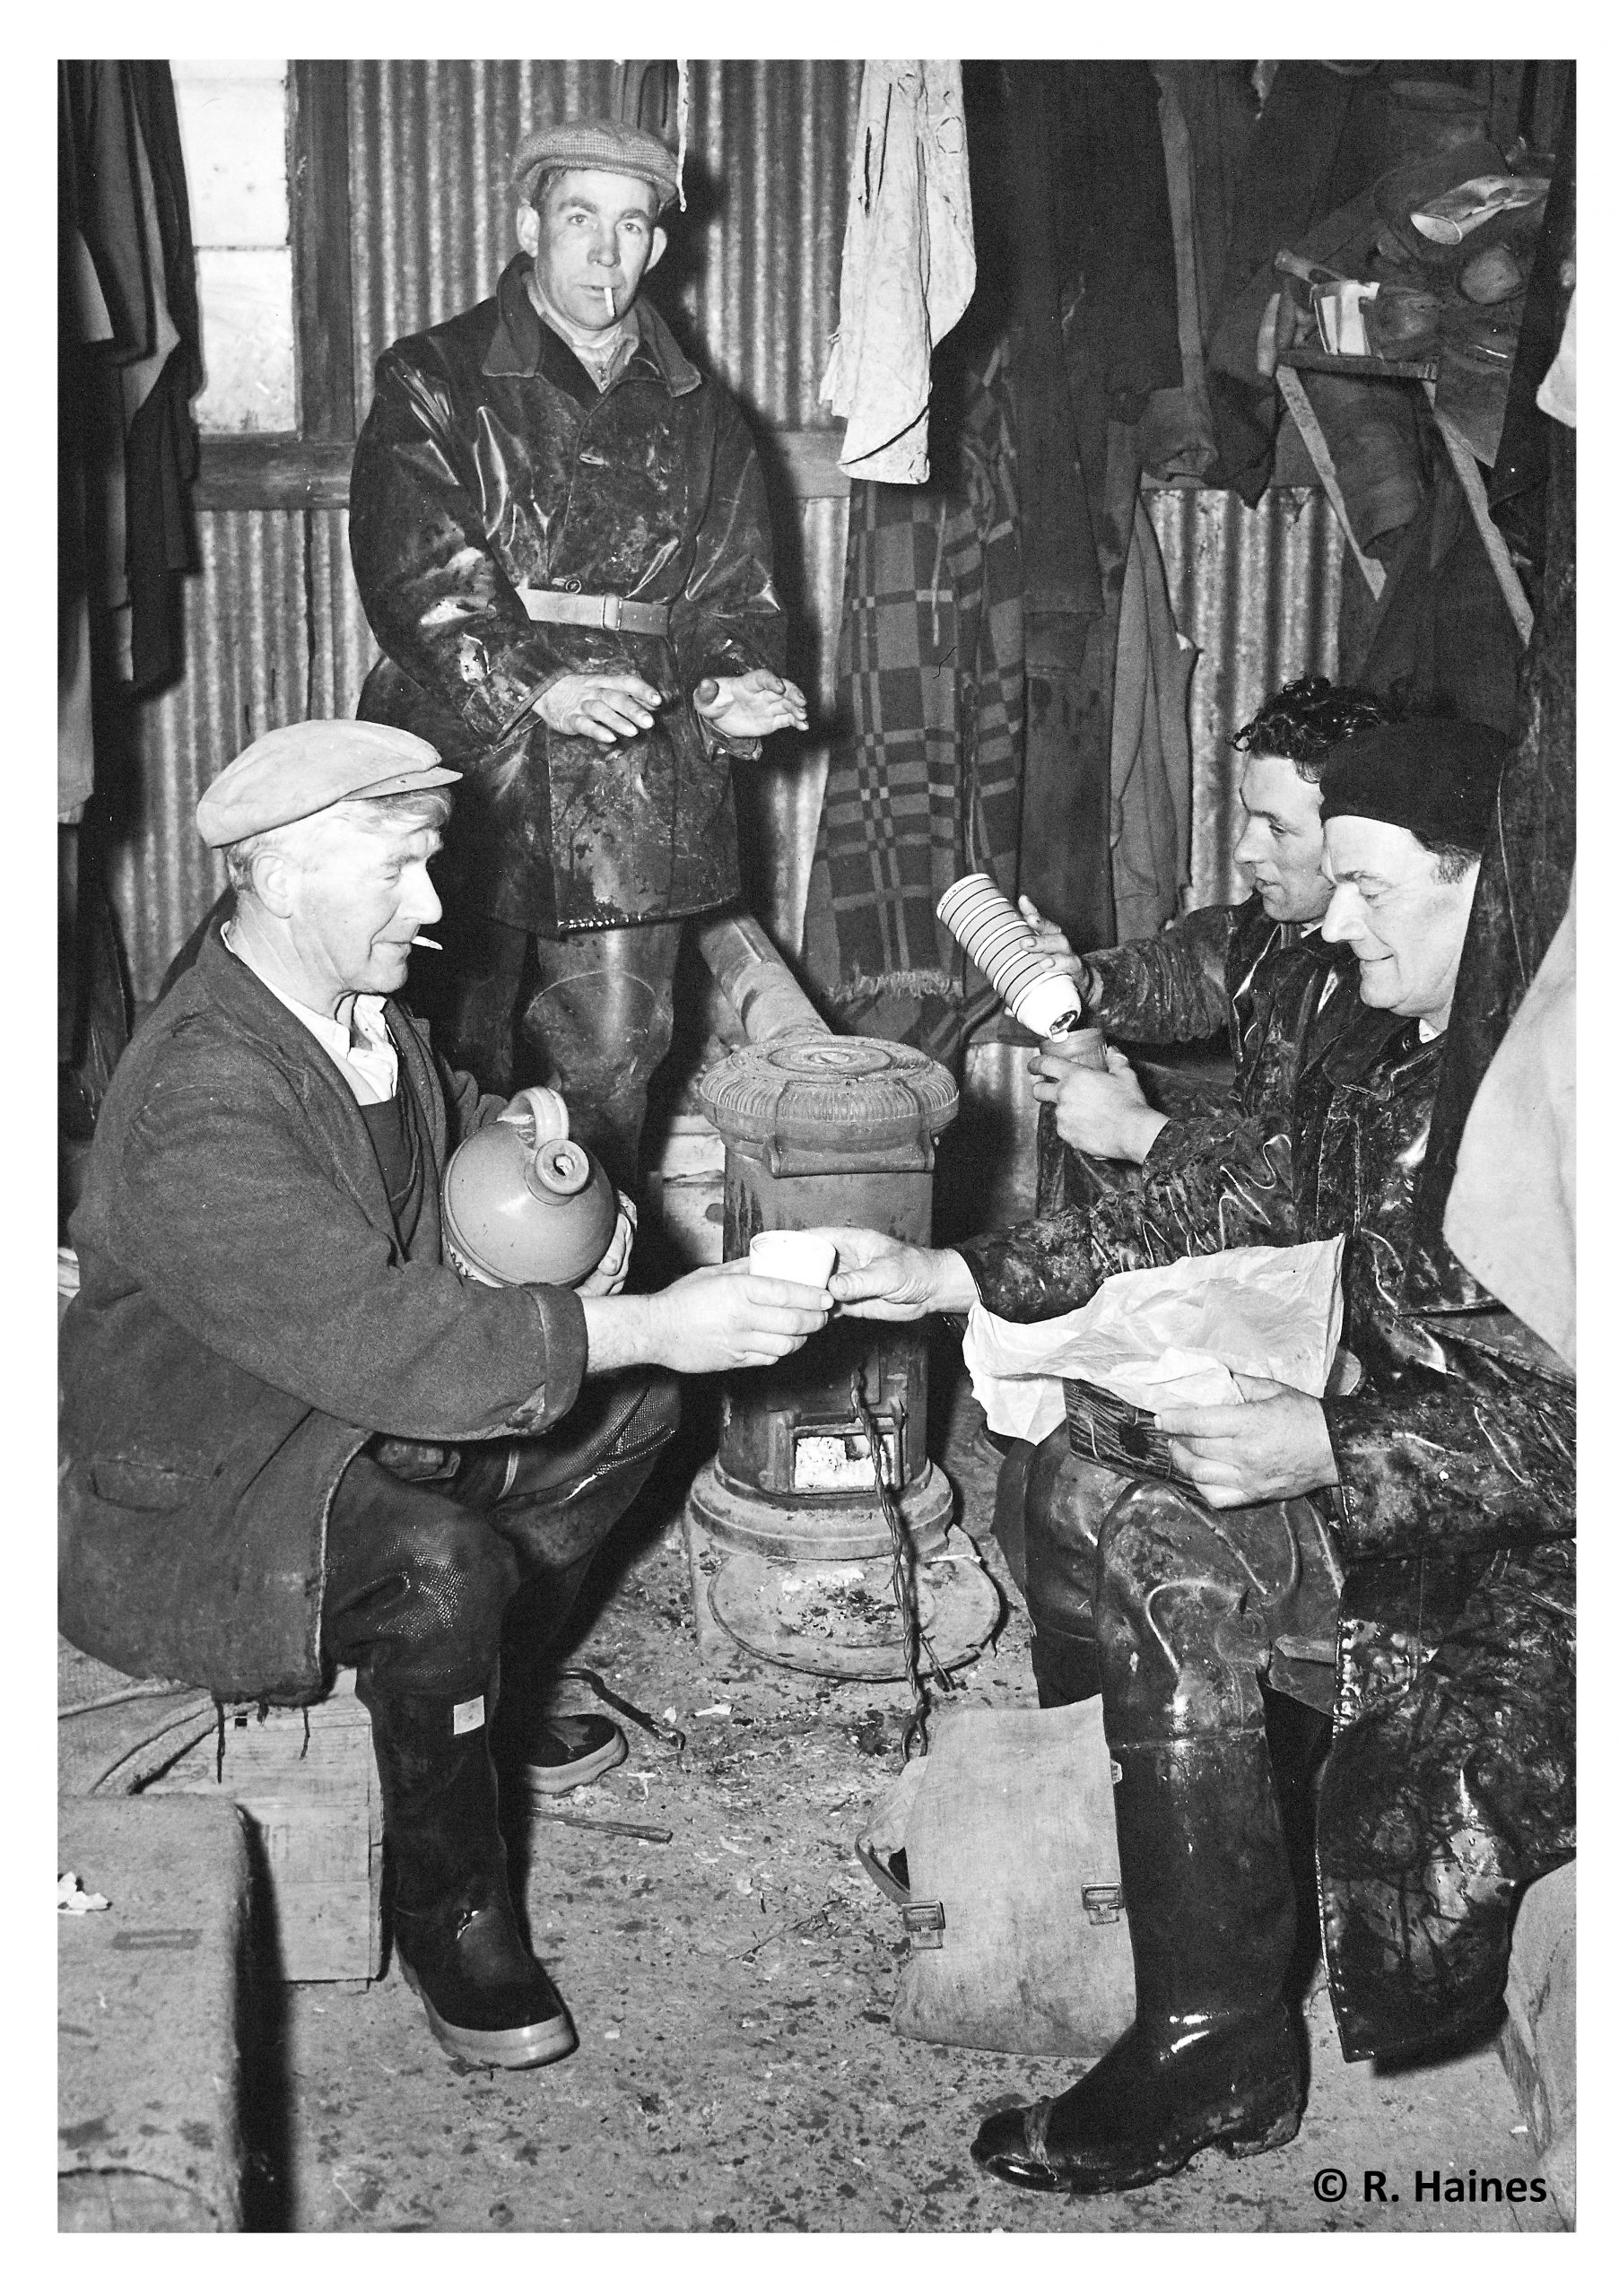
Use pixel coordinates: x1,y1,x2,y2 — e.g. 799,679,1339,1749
105,59,1343,1008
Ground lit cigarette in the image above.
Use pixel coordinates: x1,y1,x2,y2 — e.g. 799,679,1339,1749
411,935,442,951
600,283,616,317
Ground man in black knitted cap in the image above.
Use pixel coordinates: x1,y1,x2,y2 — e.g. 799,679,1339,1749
831,717,1576,2195
1316,717,1503,1030
350,114,806,1187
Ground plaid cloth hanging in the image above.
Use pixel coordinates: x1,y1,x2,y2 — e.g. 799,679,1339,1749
814,341,1025,1002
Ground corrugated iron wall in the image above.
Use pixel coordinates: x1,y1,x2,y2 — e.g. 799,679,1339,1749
108,60,1342,1006
1148,484,1344,911
112,60,862,1004
346,60,861,425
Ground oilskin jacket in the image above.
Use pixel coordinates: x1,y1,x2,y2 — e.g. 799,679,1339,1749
1296,1009,1575,2060
58,925,591,1703
349,255,788,935
960,896,1358,1318
970,978,1573,2057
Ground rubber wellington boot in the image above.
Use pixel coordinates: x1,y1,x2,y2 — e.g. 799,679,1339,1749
364,1682,576,2070
972,1732,1303,2193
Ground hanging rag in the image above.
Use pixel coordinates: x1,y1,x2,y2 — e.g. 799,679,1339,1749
1536,288,1576,430
820,61,976,484
806,339,1023,1004
60,62,201,698
1443,884,1574,1369
1109,499,1196,942
1403,412,1574,1306
1138,68,1221,483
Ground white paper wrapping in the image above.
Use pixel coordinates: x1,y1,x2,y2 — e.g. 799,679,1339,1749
963,1238,1345,1444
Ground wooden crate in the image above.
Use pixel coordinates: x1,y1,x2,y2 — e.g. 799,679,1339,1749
146,1666,383,1983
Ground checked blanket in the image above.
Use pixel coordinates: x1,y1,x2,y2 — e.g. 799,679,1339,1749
814,340,1026,1001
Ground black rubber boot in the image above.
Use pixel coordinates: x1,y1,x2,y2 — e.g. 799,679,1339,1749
971,1732,1303,2193
1014,1431,1120,1708
363,1680,576,2070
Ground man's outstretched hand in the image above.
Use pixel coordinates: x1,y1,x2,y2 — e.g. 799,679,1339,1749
1154,1374,1339,1509
820,1228,979,1321
581,1260,831,1374
693,669,809,741
537,670,666,745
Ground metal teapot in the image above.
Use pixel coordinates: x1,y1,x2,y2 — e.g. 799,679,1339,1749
442,1090,616,1288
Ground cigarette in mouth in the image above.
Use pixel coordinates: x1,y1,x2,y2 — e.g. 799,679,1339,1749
411,935,442,951
600,283,616,317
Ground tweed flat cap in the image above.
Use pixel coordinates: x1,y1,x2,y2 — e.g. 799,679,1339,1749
510,117,679,209
1320,718,1508,855
196,722,460,848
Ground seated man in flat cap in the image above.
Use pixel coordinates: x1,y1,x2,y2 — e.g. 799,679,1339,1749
59,722,833,2074
349,114,807,1191
822,720,1575,2194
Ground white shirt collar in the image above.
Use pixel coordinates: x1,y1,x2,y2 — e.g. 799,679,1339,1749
222,919,398,1106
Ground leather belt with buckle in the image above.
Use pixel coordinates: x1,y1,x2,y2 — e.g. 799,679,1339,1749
517,584,670,638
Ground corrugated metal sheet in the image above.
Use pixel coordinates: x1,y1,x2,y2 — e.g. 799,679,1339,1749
1148,484,1344,911
113,486,854,1002
112,511,309,998
348,60,862,427
108,63,1345,1006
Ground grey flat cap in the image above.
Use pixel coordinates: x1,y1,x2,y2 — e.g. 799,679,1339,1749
510,117,679,210
196,722,460,848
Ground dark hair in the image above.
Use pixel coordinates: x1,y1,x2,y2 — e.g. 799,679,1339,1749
1231,676,1406,785
518,164,565,212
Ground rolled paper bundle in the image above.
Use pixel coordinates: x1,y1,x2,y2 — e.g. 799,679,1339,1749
936,874,1084,1036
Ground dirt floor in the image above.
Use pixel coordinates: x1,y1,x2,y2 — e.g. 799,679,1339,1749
248,1365,1558,2236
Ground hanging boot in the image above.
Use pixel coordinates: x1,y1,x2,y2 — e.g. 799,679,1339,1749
972,1729,1303,2192
362,1677,576,2069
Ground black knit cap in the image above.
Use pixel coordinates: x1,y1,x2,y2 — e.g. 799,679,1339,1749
1319,718,1509,854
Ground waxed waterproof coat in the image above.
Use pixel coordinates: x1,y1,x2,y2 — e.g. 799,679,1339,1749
962,896,1359,1316
1298,1008,1575,2061
349,257,788,935
971,981,1574,2059
59,926,591,1702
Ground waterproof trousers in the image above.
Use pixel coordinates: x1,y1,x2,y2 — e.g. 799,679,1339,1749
448,917,684,1192
319,1370,681,1701
998,1427,1576,2061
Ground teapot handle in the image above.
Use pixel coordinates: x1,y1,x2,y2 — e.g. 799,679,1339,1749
494,1085,571,1149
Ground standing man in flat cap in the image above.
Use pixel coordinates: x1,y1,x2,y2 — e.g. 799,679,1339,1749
823,720,1575,2196
350,117,807,1192
60,721,833,2073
